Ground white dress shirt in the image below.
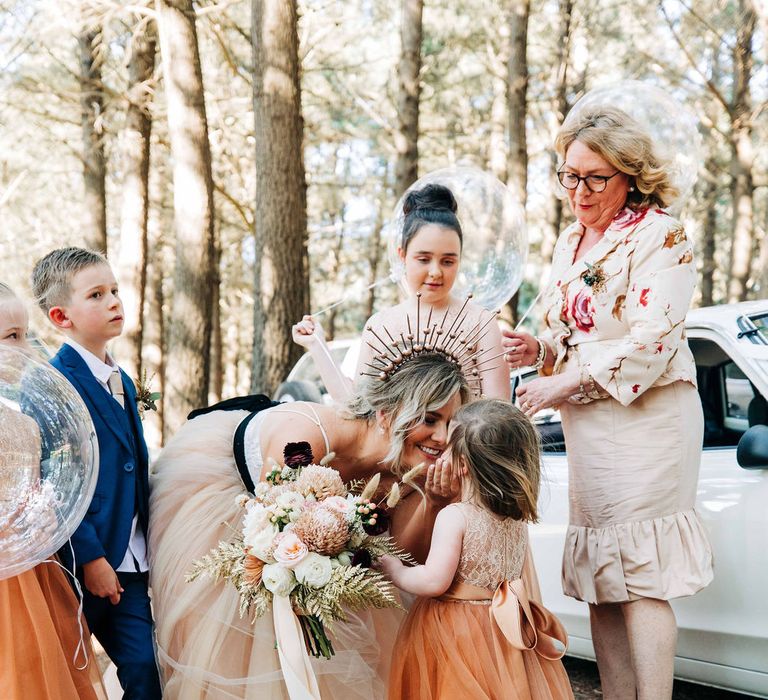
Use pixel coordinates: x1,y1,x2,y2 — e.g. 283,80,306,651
64,339,149,573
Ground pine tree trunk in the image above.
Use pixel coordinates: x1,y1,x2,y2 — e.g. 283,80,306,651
251,0,309,395
210,229,223,403
156,0,216,433
116,24,156,378
727,0,756,301
394,0,423,197
505,0,530,324
543,0,573,268
700,165,718,307
79,27,107,253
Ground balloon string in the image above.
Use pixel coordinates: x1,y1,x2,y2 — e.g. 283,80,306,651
311,276,393,318
514,288,544,331
42,539,90,671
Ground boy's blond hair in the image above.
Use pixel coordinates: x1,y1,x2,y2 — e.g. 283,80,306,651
31,247,109,313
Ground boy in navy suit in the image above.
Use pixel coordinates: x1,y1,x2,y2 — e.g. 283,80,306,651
32,247,161,699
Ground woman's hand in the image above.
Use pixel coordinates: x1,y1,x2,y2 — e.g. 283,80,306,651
502,330,539,369
515,369,580,418
425,456,460,508
291,315,325,349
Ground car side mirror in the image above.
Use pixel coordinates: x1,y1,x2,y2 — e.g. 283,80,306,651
737,425,768,470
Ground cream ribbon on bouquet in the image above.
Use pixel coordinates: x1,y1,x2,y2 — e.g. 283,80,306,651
273,595,321,700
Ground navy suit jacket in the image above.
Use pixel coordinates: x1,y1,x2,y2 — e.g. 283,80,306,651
51,344,150,570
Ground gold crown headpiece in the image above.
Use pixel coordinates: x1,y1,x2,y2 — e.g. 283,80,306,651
359,294,505,395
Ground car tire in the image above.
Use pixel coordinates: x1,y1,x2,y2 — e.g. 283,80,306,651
274,380,323,404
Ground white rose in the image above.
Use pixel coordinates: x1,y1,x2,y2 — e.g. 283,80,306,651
293,553,333,588
253,482,270,499
244,523,279,562
276,490,305,512
262,563,297,597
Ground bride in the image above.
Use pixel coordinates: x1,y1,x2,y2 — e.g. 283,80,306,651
149,351,469,699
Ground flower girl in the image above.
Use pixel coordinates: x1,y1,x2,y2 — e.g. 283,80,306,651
380,399,573,700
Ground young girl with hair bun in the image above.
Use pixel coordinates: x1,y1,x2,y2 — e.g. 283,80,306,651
293,183,511,401
381,399,573,700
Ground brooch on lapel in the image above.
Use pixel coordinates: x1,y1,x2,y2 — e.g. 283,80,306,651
581,262,606,293
134,370,161,419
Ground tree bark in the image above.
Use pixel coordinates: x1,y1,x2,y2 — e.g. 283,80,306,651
116,23,156,379
543,0,573,267
727,0,756,301
700,164,718,307
507,0,530,208
155,0,216,433
394,0,423,197
79,27,107,253
505,0,530,324
251,0,309,394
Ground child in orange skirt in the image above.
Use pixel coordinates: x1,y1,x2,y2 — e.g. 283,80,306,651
0,282,105,699
380,399,574,700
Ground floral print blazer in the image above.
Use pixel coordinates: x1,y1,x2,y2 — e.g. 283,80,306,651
541,207,697,406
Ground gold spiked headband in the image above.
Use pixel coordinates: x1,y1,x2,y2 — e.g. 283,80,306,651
359,293,504,395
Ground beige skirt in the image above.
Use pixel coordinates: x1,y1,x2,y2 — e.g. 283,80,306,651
560,381,714,604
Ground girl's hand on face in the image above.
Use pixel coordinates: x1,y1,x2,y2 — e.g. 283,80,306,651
502,330,539,369
515,369,580,417
291,315,325,349
425,456,460,508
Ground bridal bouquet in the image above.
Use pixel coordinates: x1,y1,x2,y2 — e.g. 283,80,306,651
187,442,416,659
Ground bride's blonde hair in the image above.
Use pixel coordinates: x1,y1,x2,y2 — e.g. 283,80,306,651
449,399,540,521
344,353,469,475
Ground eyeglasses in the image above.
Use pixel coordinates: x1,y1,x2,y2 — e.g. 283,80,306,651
557,170,622,193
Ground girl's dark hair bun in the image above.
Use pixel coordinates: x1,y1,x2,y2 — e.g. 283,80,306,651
402,184,458,217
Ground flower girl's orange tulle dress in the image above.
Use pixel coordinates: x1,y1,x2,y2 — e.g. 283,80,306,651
389,502,574,700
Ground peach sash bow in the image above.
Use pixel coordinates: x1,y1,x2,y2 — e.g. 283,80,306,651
272,594,321,700
442,578,568,661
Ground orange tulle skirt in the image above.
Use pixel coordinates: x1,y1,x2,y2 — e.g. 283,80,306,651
388,593,574,700
0,563,106,700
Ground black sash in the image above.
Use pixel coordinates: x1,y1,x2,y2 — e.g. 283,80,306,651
187,394,280,494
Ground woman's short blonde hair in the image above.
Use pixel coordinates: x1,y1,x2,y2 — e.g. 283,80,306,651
555,105,678,210
345,353,470,476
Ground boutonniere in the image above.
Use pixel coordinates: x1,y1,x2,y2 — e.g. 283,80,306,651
581,262,606,293
134,370,161,419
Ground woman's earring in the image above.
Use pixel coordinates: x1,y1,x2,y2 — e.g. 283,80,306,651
629,185,635,192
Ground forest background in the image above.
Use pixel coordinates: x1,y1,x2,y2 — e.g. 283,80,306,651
0,0,765,447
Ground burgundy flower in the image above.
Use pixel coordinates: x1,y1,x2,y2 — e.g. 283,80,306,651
362,509,390,536
351,550,372,569
570,289,595,333
283,442,314,468
612,208,648,230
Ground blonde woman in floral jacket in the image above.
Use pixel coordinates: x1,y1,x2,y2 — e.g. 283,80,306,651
503,106,713,700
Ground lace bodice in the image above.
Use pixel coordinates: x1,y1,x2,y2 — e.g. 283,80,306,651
451,502,527,590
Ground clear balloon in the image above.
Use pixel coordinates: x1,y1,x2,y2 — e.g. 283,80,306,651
386,166,528,311
0,345,97,580
563,81,702,215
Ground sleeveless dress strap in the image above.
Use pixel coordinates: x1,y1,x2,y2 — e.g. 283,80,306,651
233,403,331,494
266,404,331,454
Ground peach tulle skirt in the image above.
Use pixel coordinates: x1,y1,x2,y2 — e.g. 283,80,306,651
0,563,106,700
388,595,573,700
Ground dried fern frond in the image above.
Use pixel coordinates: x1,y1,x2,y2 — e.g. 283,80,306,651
186,539,246,584
361,535,417,565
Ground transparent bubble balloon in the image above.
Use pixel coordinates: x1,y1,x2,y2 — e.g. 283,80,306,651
386,166,528,311
0,345,97,580
563,81,702,216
